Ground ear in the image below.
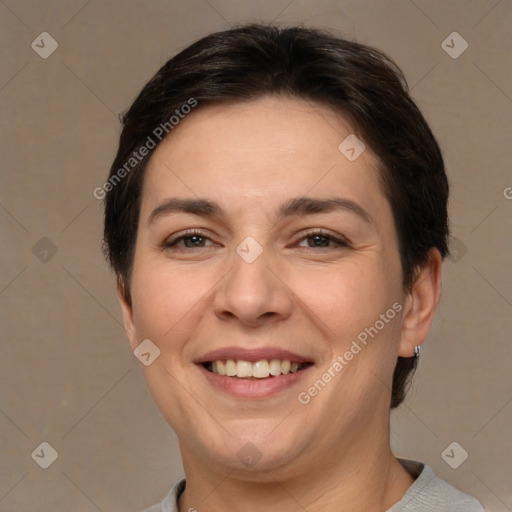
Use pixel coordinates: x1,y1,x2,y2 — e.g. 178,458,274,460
117,278,138,351
398,248,443,357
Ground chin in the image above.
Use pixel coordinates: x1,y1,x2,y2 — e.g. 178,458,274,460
181,416,314,478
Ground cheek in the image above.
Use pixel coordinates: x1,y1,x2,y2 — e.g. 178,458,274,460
130,262,209,344
294,259,400,339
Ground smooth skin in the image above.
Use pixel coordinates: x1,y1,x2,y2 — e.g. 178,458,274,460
118,96,442,511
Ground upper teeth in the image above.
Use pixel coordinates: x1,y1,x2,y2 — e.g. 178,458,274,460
210,359,304,378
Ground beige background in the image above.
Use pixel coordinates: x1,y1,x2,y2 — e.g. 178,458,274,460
1,0,511,510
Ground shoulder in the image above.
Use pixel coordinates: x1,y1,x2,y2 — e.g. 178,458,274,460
390,459,486,511
413,464,486,511
141,479,185,512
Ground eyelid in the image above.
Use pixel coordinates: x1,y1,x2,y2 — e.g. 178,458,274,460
293,228,351,248
163,228,220,248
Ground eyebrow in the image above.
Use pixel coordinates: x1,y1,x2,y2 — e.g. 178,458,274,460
147,196,372,226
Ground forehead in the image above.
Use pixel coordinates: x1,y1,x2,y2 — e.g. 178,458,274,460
152,96,366,166
141,96,387,220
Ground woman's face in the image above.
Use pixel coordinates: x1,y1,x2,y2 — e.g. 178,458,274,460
120,96,410,478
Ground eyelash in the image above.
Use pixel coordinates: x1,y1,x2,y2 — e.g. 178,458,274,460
162,229,350,251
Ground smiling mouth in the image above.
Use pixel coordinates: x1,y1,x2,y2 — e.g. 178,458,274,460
202,359,312,379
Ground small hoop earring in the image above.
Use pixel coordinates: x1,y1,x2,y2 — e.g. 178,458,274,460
414,345,421,359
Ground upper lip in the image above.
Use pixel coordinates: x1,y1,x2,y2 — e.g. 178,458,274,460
194,347,313,364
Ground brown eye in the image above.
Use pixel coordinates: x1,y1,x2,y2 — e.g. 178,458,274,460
163,230,216,250
180,234,207,248
307,234,331,247
297,231,350,249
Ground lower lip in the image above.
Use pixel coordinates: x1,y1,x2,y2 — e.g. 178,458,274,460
197,364,312,398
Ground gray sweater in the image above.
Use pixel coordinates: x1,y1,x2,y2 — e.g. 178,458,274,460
143,459,486,511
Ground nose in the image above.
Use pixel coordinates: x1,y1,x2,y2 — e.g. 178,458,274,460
212,244,293,328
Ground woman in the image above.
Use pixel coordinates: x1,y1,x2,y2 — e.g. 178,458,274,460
102,24,486,511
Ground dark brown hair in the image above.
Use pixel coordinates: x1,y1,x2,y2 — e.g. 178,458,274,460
102,23,449,408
